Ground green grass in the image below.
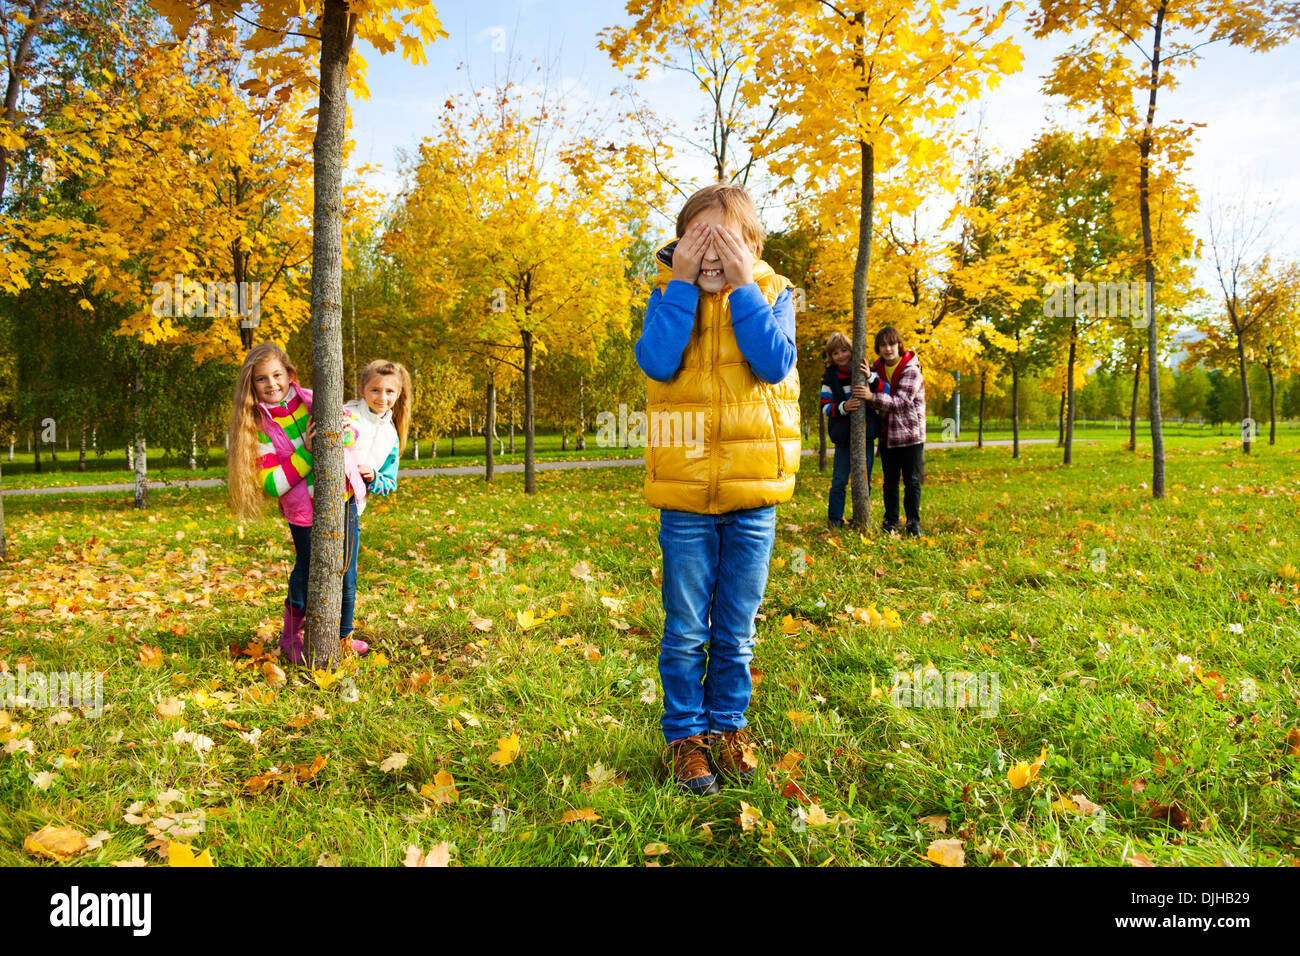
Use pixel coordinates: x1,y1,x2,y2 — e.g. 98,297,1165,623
1,429,1298,866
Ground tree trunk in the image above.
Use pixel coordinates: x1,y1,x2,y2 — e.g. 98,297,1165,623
304,0,357,668
561,421,567,451
848,135,875,528
32,420,42,473
1064,322,1077,464
818,406,827,472
577,376,586,450
1056,386,1065,448
1128,342,1143,451
1235,332,1252,454
509,390,515,454
847,14,874,528
1012,339,1020,459
977,373,986,449
1266,356,1276,446
484,378,495,482
78,425,87,471
523,326,536,494
1140,1,1168,498
132,357,147,509
189,426,197,470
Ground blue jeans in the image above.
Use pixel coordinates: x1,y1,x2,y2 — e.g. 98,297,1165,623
827,441,875,526
287,495,359,636
657,506,776,742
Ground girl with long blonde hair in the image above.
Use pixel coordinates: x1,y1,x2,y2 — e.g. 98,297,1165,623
226,343,368,663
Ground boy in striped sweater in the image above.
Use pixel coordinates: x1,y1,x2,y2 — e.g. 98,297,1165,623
820,331,887,528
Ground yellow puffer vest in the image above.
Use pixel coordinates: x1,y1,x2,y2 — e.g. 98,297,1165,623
643,244,801,514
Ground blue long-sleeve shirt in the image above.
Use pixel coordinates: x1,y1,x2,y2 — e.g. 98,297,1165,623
635,279,796,384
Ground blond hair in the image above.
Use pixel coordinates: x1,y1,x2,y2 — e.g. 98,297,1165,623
226,343,298,520
676,182,765,257
359,359,412,454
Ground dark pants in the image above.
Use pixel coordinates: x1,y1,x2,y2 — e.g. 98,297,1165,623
880,442,923,528
287,495,359,635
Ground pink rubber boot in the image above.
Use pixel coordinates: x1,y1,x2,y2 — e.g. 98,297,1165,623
279,600,306,665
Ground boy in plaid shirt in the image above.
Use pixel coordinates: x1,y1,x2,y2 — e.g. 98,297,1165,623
856,325,926,536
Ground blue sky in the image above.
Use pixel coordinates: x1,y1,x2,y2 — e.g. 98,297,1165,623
349,0,1300,302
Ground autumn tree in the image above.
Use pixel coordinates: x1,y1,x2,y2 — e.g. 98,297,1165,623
747,0,1023,528
1197,196,1299,454
150,0,445,665
1031,0,1300,496
385,80,649,494
600,0,785,195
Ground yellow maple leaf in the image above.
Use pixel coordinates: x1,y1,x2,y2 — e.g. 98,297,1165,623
167,841,215,867
558,807,600,824
780,614,802,635
926,838,965,867
1008,746,1048,789
137,645,164,668
419,770,459,805
489,732,520,766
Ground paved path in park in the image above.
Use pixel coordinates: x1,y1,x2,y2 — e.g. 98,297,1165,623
2,438,1062,497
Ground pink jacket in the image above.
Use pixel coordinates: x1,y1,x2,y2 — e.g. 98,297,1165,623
257,385,367,527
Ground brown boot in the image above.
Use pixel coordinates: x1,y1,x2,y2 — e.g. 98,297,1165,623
663,734,720,796
710,729,758,784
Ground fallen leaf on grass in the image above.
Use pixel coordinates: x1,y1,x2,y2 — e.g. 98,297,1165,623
785,710,813,726
379,752,409,773
918,815,948,833
1286,728,1300,757
31,771,59,790
468,611,493,632
781,778,812,804
84,830,113,851
926,838,965,867
167,842,215,867
111,857,148,867
806,804,833,827
644,842,670,857
738,802,763,832
262,661,286,686
24,825,89,861
1126,853,1156,867
46,710,74,727
1008,746,1047,789
419,771,458,805
156,697,185,720
294,755,328,782
1051,793,1103,816
570,561,594,582
1149,802,1190,831
138,645,164,668
585,762,624,790
558,808,600,824
403,842,450,867
489,733,520,767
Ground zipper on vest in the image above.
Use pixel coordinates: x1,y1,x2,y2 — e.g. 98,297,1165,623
708,291,721,506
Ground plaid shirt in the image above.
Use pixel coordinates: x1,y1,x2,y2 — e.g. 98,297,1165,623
872,351,926,448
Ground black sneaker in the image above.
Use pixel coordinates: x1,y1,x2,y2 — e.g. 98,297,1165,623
881,521,901,535
906,522,923,537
